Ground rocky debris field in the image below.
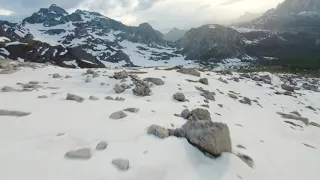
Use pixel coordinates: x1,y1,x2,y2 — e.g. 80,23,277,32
0,60,320,180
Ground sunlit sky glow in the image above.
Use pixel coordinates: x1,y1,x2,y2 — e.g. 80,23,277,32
0,0,284,30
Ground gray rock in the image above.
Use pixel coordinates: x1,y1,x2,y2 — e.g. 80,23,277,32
114,84,125,94
237,153,254,168
177,68,201,77
105,96,114,100
218,104,223,108
101,82,106,85
228,93,238,99
191,108,211,121
309,122,320,128
199,78,209,85
181,109,191,119
173,92,186,102
306,106,316,111
65,75,72,78
37,95,48,99
1,86,17,92
28,81,39,85
290,111,301,116
277,112,309,125
121,83,130,89
65,148,92,160
143,77,165,85
113,71,128,79
89,96,99,101
204,99,209,103
240,73,251,78
147,125,169,138
177,121,232,157
302,83,318,92
281,84,295,92
239,97,251,105
96,141,108,150
109,111,127,120
115,97,125,101
86,69,99,77
112,158,129,171
131,75,151,96
21,83,42,89
66,93,85,102
123,108,140,113
218,77,228,84
120,79,127,83
195,86,215,101
53,73,62,78
233,77,240,82
0,109,31,117
85,77,92,83
201,104,210,108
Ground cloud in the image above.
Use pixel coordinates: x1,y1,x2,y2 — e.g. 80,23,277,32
196,4,211,10
221,0,246,6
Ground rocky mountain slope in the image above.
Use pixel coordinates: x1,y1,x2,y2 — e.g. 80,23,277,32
231,12,263,24
238,0,320,34
1,60,320,180
163,28,187,41
1,4,187,68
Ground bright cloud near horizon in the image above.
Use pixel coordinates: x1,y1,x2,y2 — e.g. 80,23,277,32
0,0,284,30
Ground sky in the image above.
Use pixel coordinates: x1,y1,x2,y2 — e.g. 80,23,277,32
0,0,284,31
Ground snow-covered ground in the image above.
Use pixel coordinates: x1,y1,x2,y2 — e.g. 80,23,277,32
0,63,320,180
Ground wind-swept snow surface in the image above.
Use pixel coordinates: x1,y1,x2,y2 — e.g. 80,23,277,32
0,62,320,180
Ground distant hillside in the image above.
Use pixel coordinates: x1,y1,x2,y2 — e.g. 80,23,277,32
163,28,187,41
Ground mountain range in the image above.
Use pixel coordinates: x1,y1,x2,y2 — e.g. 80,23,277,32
0,0,320,68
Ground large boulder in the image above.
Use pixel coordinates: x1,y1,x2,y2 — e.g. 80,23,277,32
66,93,84,102
109,111,127,120
179,120,232,157
65,148,92,160
113,71,128,79
281,84,295,92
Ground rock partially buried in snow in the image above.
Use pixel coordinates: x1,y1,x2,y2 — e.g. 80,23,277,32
53,73,62,78
147,125,169,138
66,93,85,102
112,158,130,171
199,78,209,85
143,77,165,85
85,77,92,83
237,153,254,168
65,148,92,160
113,70,128,79
277,112,309,125
96,141,108,150
281,84,295,92
218,77,228,84
121,83,130,89
309,122,320,128
228,93,238,99
109,111,127,120
89,96,99,101
190,108,212,121
239,97,251,105
1,86,17,92
0,109,31,117
177,68,201,77
181,109,191,119
130,75,151,96
114,84,125,94
37,95,48,99
173,92,186,102
123,108,140,113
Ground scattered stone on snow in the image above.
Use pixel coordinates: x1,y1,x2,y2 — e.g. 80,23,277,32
65,148,92,160
228,93,238,99
199,78,209,85
89,96,99,101
65,75,72,78
37,95,48,99
281,84,295,92
105,96,114,100
237,144,246,149
174,113,182,117
284,121,303,128
114,84,125,94
66,93,85,102
1,86,17,92
143,77,165,85
52,73,62,78
120,79,127,83
302,83,318,92
101,82,105,85
306,106,316,111
112,158,130,171
113,70,128,79
239,97,252,105
96,141,108,150
195,86,215,101
147,125,169,138
277,112,309,125
233,77,240,82
0,109,31,117
115,97,125,101
218,77,228,84
123,108,140,113
204,99,209,103
173,92,186,102
302,143,316,149
85,77,92,83
121,83,130,89
201,104,210,108
109,111,127,120
290,111,301,116
237,153,254,168
130,75,151,96
309,122,320,128
218,104,223,108
177,68,201,77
